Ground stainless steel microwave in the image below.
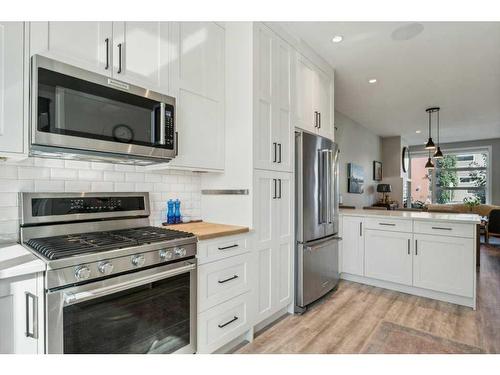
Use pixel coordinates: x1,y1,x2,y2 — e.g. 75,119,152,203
30,55,177,164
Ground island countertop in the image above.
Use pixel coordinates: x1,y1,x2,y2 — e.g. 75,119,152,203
163,221,250,240
0,243,45,280
340,209,481,224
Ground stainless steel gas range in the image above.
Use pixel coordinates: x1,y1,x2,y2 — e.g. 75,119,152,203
19,192,197,354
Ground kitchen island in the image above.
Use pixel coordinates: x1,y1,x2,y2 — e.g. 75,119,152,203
339,209,480,309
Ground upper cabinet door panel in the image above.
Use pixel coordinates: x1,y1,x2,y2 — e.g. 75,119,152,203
173,22,224,101
0,22,25,155
112,22,169,92
30,22,112,76
316,68,333,139
294,54,315,133
276,39,292,172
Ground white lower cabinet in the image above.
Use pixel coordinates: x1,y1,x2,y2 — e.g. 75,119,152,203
413,234,474,298
196,233,254,353
197,291,251,354
340,216,364,276
253,170,293,323
364,230,412,286
0,272,45,354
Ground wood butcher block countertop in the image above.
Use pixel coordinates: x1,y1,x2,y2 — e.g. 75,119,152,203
163,221,250,241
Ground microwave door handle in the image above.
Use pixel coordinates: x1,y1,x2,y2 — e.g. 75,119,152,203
63,262,196,306
159,102,166,145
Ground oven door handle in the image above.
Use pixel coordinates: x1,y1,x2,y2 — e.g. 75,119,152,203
63,262,196,306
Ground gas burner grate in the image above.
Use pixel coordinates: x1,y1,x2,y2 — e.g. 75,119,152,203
26,226,194,260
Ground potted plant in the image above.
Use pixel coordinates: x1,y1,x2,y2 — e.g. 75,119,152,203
463,196,481,212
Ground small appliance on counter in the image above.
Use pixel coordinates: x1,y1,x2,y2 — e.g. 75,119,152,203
19,192,197,354
295,131,341,313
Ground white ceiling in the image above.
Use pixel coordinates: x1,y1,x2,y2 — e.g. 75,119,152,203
277,22,500,145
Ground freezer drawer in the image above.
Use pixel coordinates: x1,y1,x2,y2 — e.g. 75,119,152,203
296,236,340,308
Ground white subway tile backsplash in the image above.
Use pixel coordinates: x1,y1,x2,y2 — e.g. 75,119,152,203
34,158,65,168
18,167,50,180
104,171,125,182
0,192,17,206
78,169,103,181
0,156,201,244
51,168,78,180
65,160,91,169
125,172,145,183
0,165,18,179
65,180,92,192
35,180,65,192
91,181,114,192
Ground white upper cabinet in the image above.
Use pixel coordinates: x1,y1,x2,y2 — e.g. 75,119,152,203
0,22,25,156
30,22,113,76
112,22,169,92
293,53,316,134
253,24,292,173
167,22,225,171
293,51,334,140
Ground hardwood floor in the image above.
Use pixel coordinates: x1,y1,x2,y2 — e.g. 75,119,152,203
237,244,500,354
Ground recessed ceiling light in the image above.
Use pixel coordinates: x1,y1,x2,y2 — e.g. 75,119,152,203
368,79,377,84
332,35,343,43
415,130,421,134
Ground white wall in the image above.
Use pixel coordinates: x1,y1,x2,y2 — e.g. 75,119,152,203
0,157,201,243
334,111,382,208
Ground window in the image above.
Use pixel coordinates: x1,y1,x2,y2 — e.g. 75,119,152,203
410,148,490,206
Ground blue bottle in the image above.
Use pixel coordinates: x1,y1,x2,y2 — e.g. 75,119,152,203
167,200,175,224
174,199,181,224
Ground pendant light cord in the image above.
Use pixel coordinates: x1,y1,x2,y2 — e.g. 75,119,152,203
428,110,432,138
437,110,440,145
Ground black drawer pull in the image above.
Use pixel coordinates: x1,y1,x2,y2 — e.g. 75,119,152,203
218,244,239,251
218,316,239,328
379,223,396,226
431,226,452,231
218,274,239,284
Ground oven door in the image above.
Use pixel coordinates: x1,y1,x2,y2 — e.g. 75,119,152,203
46,260,196,354
31,55,176,161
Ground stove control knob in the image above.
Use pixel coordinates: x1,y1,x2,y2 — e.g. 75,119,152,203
159,249,174,261
74,265,91,281
174,247,187,257
131,254,145,267
98,261,114,275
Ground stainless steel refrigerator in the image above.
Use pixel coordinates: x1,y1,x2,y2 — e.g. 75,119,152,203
295,130,341,313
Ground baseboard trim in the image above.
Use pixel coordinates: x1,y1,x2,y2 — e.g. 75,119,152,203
340,273,475,309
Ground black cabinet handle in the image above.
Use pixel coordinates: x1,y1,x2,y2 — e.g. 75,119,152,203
218,316,239,329
105,38,110,70
175,131,179,156
273,179,277,199
359,222,363,237
415,240,418,255
314,111,319,128
278,179,282,199
273,142,277,163
379,223,396,226
318,112,321,129
218,275,239,284
218,244,239,251
278,143,282,163
431,226,452,231
407,238,410,255
117,43,123,74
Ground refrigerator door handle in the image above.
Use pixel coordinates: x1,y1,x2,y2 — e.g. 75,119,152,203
318,149,324,224
300,235,343,248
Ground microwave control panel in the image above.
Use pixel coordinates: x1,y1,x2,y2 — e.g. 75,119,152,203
165,107,175,150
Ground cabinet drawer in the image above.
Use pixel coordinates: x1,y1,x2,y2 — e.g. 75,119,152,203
364,217,412,232
197,292,250,353
414,220,474,238
197,234,249,264
198,253,252,312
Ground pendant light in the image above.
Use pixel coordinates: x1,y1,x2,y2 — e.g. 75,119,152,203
433,107,444,158
425,150,435,169
425,108,436,150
